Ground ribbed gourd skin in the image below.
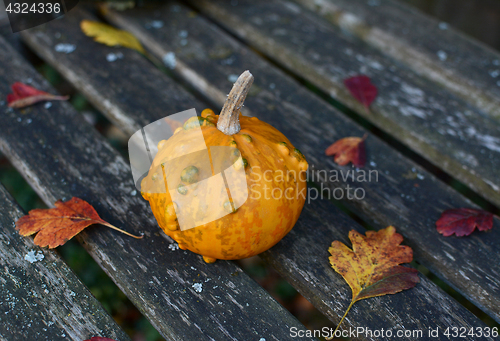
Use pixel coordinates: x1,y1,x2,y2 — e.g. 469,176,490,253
141,109,308,263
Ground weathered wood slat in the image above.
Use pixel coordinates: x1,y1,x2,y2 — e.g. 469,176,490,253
98,3,500,323
0,185,130,341
16,5,500,335
292,0,500,121
0,36,315,341
186,0,500,211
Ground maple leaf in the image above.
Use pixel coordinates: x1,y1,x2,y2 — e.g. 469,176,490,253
344,75,378,113
83,337,118,341
327,226,419,339
436,208,494,237
6,82,69,109
325,134,367,167
16,197,142,248
80,20,145,54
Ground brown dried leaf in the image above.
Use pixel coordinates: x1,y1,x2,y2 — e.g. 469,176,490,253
16,197,142,248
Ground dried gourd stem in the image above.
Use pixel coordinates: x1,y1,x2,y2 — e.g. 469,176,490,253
217,70,254,135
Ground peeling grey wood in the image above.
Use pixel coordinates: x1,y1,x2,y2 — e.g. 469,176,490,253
2,34,495,341
16,3,500,332
0,185,130,341
186,0,500,211
293,0,500,121
98,3,500,323
0,36,315,341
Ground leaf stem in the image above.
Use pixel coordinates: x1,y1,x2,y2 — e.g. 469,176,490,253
326,299,355,341
101,222,144,239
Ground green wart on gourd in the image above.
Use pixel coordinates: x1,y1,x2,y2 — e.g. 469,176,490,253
183,116,216,130
292,148,304,160
181,165,199,184
165,201,178,221
241,134,252,143
233,156,248,170
223,200,237,214
278,141,290,155
177,183,188,195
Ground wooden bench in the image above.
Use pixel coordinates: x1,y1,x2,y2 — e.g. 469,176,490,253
1,1,499,340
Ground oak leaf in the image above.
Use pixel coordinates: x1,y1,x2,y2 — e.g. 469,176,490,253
344,75,378,112
7,82,69,109
16,197,142,248
80,20,145,54
436,208,494,237
325,135,366,167
327,226,419,338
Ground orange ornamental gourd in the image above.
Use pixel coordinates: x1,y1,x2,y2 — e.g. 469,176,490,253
141,71,308,263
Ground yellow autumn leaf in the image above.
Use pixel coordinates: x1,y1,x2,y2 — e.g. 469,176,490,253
80,20,145,54
326,226,419,339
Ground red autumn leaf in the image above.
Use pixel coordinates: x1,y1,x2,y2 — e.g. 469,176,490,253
16,197,142,248
436,208,494,237
325,135,367,167
6,82,69,109
83,338,118,341
344,75,378,110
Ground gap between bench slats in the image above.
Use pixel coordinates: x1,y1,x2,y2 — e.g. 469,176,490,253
0,184,130,341
98,3,500,323
0,36,315,341
292,0,500,122
186,0,500,211
16,7,500,336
